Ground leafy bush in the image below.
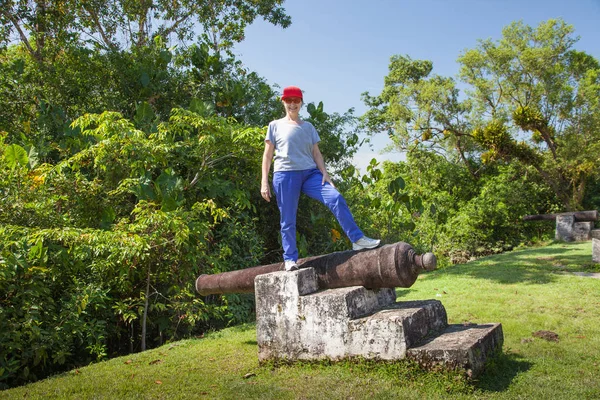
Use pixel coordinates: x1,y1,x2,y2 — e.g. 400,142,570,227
438,163,558,262
0,110,268,387
345,151,558,264
0,231,111,388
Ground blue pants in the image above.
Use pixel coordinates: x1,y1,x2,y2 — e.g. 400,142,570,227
272,169,363,262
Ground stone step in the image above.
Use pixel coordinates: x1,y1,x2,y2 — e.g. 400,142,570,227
345,300,448,360
406,323,503,378
349,300,448,346
299,289,448,350
300,286,385,320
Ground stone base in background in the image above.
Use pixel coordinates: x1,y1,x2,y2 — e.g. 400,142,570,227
592,230,600,263
556,215,576,241
255,267,503,378
573,222,593,241
555,215,593,241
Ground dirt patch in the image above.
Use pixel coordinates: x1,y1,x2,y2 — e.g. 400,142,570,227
532,330,559,342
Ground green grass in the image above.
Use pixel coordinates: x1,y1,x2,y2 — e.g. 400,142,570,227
4,241,600,399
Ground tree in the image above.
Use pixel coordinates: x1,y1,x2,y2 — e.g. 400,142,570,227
361,54,481,178
0,0,291,58
460,19,600,210
0,108,268,387
0,7,287,163
363,19,600,210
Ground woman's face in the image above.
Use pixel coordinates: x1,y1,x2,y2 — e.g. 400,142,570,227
283,97,302,116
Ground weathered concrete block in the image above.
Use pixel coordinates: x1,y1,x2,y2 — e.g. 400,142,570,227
255,267,503,377
347,300,448,359
573,222,593,241
295,287,385,359
556,215,575,241
593,238,600,264
375,288,397,307
255,268,447,362
255,268,318,361
591,229,600,240
407,323,503,378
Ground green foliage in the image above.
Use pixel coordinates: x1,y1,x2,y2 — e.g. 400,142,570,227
0,4,286,162
439,163,558,262
0,109,270,387
363,19,600,210
3,143,28,169
458,19,600,209
0,229,112,388
345,150,558,263
0,0,366,389
0,0,291,53
512,105,548,134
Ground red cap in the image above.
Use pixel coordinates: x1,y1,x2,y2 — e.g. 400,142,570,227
281,86,303,100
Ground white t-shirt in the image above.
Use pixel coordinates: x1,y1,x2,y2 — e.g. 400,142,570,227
265,118,321,172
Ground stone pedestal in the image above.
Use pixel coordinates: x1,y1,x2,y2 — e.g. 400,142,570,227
592,230,600,263
556,215,575,241
573,222,593,241
255,268,503,378
555,215,593,241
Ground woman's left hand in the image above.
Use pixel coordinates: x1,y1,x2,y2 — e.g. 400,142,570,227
322,172,335,188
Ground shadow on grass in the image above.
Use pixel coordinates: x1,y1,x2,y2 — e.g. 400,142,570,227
474,352,533,392
230,322,256,332
243,340,258,346
418,243,592,286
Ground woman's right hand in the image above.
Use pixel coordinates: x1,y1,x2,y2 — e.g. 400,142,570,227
261,141,275,203
261,182,271,202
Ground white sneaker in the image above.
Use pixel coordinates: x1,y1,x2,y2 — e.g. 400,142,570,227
352,236,381,251
284,260,298,271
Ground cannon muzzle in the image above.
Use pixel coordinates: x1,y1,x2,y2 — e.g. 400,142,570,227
196,242,436,296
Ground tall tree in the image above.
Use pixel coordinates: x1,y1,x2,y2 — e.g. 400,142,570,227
361,55,480,178
460,19,600,210
0,0,291,59
363,19,600,210
0,1,289,163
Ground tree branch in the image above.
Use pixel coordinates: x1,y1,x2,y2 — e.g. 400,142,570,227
1,10,42,62
455,135,478,180
80,6,119,50
530,164,572,210
539,126,558,160
137,9,148,47
162,9,196,38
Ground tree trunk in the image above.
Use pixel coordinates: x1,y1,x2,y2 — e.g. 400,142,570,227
531,165,575,210
141,263,151,351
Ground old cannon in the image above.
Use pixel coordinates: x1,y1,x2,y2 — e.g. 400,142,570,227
523,210,598,222
195,242,437,295
523,210,598,242
195,242,504,378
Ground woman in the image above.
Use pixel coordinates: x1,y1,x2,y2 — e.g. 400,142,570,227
261,86,380,271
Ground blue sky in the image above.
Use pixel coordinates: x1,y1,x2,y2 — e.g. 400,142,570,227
233,0,600,170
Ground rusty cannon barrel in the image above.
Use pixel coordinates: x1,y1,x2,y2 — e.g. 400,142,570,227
196,242,436,296
523,210,598,222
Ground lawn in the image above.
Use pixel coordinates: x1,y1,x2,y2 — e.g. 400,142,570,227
3,241,600,399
